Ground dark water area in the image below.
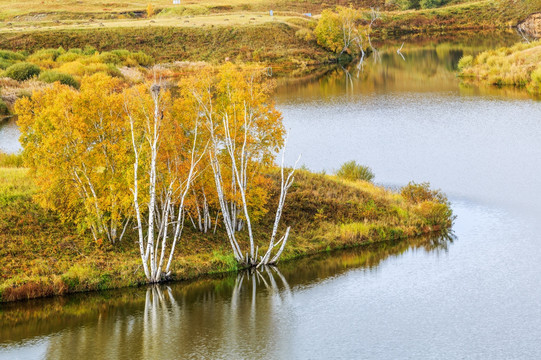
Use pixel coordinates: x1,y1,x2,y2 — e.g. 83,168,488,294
2,31,541,359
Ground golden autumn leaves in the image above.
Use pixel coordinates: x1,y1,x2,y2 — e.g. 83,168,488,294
15,64,289,281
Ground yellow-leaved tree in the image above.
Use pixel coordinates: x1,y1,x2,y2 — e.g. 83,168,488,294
183,64,299,267
16,73,132,243
315,6,378,57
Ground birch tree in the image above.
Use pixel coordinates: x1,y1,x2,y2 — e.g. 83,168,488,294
187,64,298,267
125,81,205,282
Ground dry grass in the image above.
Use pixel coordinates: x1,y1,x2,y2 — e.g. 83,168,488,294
0,13,298,34
0,166,453,302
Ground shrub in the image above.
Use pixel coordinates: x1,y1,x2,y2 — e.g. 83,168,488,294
336,161,375,182
99,52,121,65
419,0,448,8
27,48,65,63
401,181,448,204
0,151,24,167
57,61,86,76
393,0,449,9
295,28,316,42
39,71,80,89
56,52,82,63
110,49,131,60
413,201,453,226
457,55,473,71
4,62,41,81
83,45,97,55
147,3,154,17
0,58,13,70
530,66,541,86
0,98,9,116
0,50,25,61
128,51,154,67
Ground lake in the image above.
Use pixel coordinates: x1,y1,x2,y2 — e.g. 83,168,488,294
2,31,541,359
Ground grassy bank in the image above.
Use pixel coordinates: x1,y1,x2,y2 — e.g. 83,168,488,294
0,233,451,339
0,161,453,303
0,1,539,66
376,0,541,35
458,40,541,95
0,23,331,65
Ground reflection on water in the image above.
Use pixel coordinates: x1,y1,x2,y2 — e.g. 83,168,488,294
276,33,527,102
0,234,451,359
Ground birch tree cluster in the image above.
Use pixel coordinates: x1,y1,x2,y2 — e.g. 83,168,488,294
314,6,379,57
16,64,298,282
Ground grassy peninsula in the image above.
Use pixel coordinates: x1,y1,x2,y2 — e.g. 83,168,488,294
0,157,452,302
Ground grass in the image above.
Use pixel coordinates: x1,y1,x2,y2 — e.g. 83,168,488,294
0,164,453,302
0,23,330,66
0,0,385,20
376,0,541,34
458,40,541,95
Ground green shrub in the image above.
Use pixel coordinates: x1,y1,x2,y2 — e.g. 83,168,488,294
99,52,121,65
295,28,316,42
110,49,131,60
393,0,449,9
39,71,80,89
129,51,154,66
457,55,473,71
0,151,24,168
4,62,41,81
0,98,9,116
336,161,375,182
83,45,97,55
56,52,82,63
400,181,448,204
106,64,122,77
0,50,25,61
419,0,448,9
0,58,13,70
27,47,65,62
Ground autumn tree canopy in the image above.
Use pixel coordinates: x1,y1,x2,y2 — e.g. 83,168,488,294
16,64,294,279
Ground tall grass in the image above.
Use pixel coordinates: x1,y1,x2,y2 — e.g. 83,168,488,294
458,40,541,95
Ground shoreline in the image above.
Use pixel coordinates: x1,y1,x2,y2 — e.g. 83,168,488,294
0,167,454,303
1,226,450,304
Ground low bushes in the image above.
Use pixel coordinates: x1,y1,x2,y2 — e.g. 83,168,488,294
336,161,375,182
0,98,8,116
0,152,24,167
39,71,79,88
4,62,41,81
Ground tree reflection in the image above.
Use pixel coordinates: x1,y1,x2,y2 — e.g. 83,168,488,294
2,233,455,359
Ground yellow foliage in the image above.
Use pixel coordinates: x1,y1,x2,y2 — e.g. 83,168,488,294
147,3,154,17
